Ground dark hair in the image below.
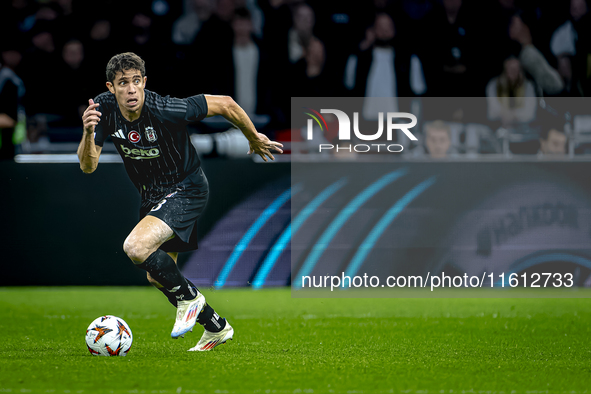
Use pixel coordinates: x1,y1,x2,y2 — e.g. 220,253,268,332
106,52,145,83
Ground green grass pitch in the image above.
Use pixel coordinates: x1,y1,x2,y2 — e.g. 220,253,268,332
1,287,590,394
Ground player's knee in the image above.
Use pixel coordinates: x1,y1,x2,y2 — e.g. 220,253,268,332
123,236,150,263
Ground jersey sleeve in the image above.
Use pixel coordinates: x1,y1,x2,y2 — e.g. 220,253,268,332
93,93,115,147
184,94,208,122
153,93,208,124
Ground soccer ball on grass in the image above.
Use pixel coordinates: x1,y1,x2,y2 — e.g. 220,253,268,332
85,315,133,356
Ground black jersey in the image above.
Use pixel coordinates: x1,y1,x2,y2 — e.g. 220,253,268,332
93,90,208,203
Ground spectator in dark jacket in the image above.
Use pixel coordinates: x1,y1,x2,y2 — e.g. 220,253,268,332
344,12,426,120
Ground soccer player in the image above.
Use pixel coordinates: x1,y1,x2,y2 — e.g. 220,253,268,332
78,52,283,351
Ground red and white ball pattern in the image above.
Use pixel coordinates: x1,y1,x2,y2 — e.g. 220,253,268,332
85,315,133,357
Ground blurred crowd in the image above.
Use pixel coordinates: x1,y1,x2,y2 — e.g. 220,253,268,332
1,0,591,159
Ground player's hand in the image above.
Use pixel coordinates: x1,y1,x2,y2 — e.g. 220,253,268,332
82,99,101,135
247,132,284,162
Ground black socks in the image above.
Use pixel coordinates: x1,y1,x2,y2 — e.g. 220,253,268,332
156,278,200,308
153,276,226,333
156,286,179,308
137,249,196,302
199,303,227,333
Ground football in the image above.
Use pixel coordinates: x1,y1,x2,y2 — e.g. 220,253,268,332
85,315,133,357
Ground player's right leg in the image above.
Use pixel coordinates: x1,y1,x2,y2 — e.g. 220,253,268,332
123,216,205,338
147,252,183,307
147,253,230,346
147,253,206,310
123,216,193,298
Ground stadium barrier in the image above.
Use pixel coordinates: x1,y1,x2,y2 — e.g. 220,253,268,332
1,158,288,286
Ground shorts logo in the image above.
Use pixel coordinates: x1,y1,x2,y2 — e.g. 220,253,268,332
145,126,157,142
128,130,141,143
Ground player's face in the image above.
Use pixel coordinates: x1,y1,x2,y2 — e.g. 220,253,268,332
106,69,147,117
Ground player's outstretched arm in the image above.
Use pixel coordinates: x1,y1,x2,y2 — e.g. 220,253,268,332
78,99,103,173
204,95,283,162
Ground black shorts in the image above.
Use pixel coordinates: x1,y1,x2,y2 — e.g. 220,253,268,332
139,168,209,253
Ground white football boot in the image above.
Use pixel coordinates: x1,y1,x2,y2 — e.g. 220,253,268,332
171,291,206,339
188,320,234,351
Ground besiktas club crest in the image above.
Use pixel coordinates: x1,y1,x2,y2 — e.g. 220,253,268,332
145,126,157,142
